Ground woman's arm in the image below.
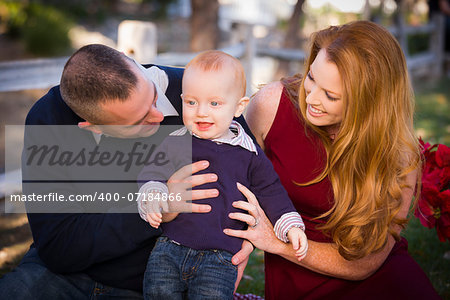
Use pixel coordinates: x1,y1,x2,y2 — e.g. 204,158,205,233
227,172,415,280
273,169,416,280
245,81,284,150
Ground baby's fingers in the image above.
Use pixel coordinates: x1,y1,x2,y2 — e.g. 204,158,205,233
296,252,307,261
149,220,160,229
147,212,162,229
295,242,308,261
291,236,300,251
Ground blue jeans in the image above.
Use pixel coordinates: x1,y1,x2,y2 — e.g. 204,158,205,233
144,236,237,300
0,247,143,299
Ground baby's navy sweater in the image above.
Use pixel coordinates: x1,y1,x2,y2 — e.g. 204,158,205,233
139,134,297,254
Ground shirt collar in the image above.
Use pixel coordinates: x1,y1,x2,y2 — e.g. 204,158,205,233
213,121,257,154
133,60,179,117
170,120,258,154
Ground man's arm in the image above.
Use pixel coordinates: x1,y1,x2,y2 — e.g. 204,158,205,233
23,94,162,272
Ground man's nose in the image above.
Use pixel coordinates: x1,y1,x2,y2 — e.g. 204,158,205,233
146,106,164,123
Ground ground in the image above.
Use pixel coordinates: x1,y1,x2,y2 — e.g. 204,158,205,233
0,87,41,275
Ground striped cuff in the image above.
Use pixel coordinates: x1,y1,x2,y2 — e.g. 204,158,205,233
274,212,305,243
137,181,169,222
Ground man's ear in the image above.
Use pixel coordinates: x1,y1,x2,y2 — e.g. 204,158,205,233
234,97,250,118
78,121,102,134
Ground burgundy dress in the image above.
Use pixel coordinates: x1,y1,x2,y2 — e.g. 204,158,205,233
263,89,440,300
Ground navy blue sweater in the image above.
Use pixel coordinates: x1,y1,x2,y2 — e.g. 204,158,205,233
23,64,254,292
139,134,297,254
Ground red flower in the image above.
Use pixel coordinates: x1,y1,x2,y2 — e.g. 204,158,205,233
436,144,450,168
416,139,450,242
415,183,440,228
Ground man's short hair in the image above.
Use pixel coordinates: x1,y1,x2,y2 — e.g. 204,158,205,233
60,44,137,124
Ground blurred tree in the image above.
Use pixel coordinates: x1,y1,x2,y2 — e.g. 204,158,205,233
394,0,408,54
143,0,177,19
190,0,219,51
275,0,305,79
0,1,73,56
34,0,116,20
22,3,73,56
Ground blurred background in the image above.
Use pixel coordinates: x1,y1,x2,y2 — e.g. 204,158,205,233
0,0,449,298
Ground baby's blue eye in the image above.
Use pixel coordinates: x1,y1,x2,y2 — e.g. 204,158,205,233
188,100,196,105
211,101,219,106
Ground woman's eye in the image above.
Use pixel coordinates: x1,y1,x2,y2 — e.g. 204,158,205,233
307,71,314,81
325,92,339,101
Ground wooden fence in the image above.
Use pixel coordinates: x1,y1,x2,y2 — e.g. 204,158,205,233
393,14,445,78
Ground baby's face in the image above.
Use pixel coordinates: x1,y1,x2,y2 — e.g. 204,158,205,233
181,65,245,140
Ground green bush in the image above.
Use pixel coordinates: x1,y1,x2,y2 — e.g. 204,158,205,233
22,3,73,56
0,1,73,56
0,1,27,38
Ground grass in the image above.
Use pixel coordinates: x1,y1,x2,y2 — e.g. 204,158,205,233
414,77,450,145
236,249,265,296
237,76,450,298
403,217,450,298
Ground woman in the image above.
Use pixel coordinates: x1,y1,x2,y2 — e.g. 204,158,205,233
225,21,440,299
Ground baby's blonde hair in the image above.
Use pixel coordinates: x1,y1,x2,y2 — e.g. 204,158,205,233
185,50,246,97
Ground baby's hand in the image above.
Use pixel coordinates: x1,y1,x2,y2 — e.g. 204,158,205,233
287,227,308,261
146,212,162,229
138,190,169,228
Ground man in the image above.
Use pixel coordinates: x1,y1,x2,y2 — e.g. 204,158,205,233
0,44,252,299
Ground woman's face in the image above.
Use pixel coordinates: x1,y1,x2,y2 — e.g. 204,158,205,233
303,49,345,135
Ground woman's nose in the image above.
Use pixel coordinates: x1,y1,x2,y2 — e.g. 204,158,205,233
305,85,320,104
306,94,321,105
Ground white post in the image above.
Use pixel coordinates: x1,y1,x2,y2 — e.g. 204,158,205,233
118,20,157,64
244,24,255,97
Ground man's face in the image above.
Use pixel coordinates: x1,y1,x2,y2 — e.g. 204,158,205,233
95,58,164,138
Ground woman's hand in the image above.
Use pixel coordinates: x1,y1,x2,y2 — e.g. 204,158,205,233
223,183,285,254
232,240,253,293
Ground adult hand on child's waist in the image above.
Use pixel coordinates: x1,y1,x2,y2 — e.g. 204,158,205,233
224,183,283,253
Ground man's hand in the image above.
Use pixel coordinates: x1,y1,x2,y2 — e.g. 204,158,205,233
165,160,219,213
232,240,254,293
138,161,218,224
287,227,308,261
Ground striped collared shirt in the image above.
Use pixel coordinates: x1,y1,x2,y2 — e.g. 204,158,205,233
169,120,258,154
